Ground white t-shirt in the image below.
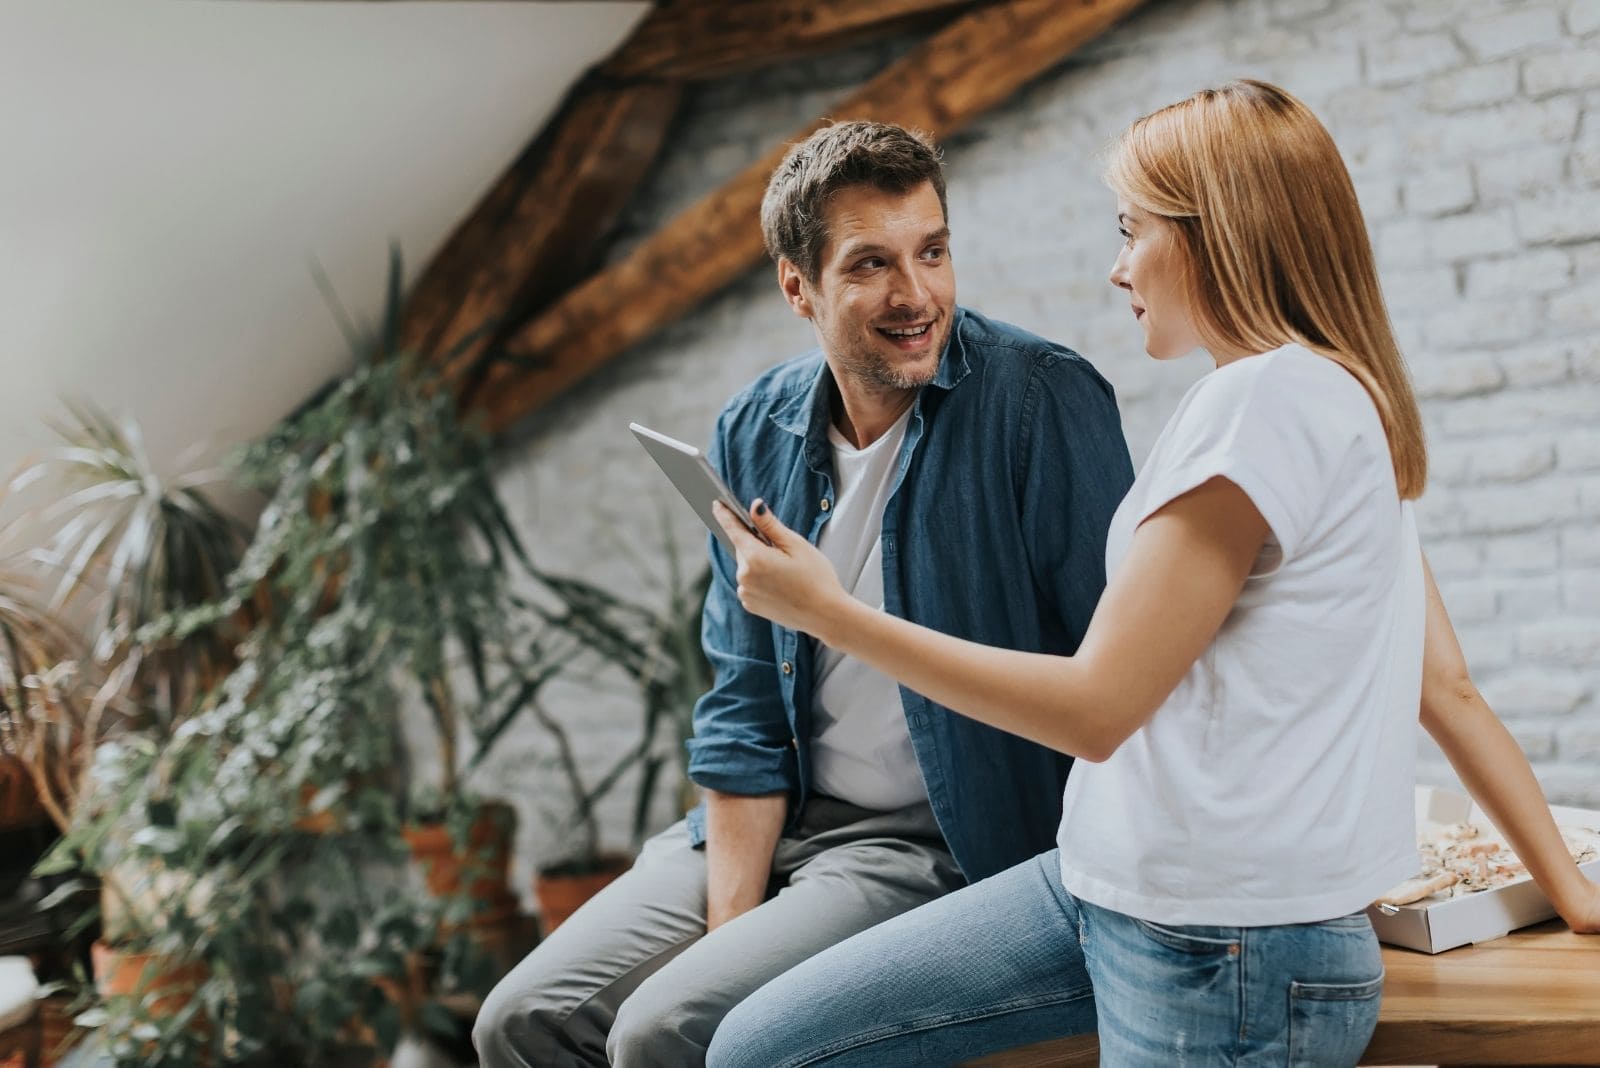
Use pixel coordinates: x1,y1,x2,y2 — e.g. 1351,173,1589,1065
1057,344,1424,926
809,408,929,812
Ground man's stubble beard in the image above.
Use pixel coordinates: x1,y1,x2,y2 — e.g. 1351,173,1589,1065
831,316,949,392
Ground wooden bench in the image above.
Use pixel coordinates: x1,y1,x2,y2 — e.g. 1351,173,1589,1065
967,919,1600,1067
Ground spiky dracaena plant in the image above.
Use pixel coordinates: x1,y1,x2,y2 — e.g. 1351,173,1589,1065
9,403,247,736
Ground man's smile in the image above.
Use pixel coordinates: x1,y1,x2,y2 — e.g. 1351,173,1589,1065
875,320,936,348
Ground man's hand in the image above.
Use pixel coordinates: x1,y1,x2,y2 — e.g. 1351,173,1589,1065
704,789,787,933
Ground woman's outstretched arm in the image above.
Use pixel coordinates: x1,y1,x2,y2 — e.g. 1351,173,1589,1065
711,475,1265,762
1419,554,1600,933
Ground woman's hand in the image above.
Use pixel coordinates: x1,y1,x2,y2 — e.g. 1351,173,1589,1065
1561,879,1600,934
712,500,850,640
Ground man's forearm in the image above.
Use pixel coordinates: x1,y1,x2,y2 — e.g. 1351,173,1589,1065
704,788,787,932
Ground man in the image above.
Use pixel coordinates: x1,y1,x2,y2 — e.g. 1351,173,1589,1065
474,120,1133,1067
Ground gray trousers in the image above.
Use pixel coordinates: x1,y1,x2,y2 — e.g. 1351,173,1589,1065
472,797,963,1068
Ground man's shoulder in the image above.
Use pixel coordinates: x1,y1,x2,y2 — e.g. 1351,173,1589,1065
955,307,1109,394
717,349,823,426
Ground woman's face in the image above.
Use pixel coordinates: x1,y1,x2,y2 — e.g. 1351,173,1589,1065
1108,199,1203,362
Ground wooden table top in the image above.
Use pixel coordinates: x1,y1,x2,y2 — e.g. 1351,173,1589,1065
1362,918,1600,1065
971,919,1600,1067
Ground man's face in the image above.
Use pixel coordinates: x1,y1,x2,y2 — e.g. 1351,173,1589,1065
780,181,956,392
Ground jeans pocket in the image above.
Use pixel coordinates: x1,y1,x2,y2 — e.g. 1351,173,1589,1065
1131,917,1238,955
1286,973,1384,1068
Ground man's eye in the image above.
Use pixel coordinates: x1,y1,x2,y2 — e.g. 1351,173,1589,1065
856,258,884,270
922,246,946,261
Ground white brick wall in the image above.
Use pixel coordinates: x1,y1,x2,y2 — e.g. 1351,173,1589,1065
482,0,1600,880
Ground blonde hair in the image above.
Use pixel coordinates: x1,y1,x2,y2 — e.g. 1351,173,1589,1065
1106,79,1427,499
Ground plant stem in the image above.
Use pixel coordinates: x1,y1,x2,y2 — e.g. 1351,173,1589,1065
530,700,598,865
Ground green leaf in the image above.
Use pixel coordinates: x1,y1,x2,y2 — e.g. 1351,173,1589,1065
35,878,87,911
32,839,83,876
371,997,402,1052
419,1000,460,1043
323,906,360,950
73,1007,109,1028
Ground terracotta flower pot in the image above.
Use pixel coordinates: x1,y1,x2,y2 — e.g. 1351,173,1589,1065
533,853,633,934
0,755,46,831
403,802,518,923
92,941,210,1050
294,781,337,834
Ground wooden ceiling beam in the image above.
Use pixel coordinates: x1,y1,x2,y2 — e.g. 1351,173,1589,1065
474,0,1148,433
602,0,982,82
399,77,683,394
400,2,975,393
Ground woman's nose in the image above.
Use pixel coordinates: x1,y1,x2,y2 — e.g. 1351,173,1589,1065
1108,248,1131,290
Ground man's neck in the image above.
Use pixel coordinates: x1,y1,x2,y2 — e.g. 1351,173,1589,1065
830,378,917,449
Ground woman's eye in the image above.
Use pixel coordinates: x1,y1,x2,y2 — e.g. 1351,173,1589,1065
1118,228,1133,247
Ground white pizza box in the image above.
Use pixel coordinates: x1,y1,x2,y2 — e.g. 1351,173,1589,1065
1365,785,1600,954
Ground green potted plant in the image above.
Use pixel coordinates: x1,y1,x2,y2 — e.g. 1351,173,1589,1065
0,404,247,1049
525,523,712,930
13,402,248,733
0,559,90,832
3,335,460,1063
214,255,549,931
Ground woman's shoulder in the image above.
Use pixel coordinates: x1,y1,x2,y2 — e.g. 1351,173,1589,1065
1207,342,1352,389
1191,344,1372,424
1156,344,1380,481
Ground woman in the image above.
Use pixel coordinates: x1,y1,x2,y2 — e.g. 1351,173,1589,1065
703,81,1600,1066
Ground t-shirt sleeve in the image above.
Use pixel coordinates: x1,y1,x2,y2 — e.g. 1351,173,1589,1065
1132,360,1342,564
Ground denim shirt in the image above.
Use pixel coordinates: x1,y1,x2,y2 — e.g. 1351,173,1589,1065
684,307,1135,882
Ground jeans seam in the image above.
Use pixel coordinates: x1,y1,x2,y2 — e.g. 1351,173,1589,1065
1236,927,1248,1052
1287,972,1386,1000
778,985,1096,1068
1131,917,1238,953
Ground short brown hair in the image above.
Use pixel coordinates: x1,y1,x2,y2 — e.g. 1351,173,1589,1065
760,121,947,282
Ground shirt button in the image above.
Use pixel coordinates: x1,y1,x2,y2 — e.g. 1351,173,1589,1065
781,661,793,675
820,498,831,511
790,737,799,750
1227,944,1241,957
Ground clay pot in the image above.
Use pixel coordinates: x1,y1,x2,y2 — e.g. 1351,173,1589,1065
38,991,84,1067
294,781,337,834
0,755,46,831
533,853,633,934
92,940,211,1051
402,802,518,923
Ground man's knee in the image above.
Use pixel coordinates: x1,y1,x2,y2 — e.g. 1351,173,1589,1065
607,980,710,1068
473,975,573,1067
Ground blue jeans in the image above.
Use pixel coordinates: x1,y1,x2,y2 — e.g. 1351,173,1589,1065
706,851,1384,1068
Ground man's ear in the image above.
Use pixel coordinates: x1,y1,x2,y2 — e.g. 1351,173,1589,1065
777,258,812,320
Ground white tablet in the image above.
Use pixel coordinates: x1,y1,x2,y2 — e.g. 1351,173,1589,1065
629,423,768,555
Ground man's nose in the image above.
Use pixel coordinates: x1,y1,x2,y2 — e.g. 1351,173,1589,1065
889,263,929,308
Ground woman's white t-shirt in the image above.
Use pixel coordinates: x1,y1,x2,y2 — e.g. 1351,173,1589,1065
1057,344,1425,927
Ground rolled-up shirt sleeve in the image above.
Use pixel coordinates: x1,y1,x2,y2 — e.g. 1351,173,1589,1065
684,411,799,797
